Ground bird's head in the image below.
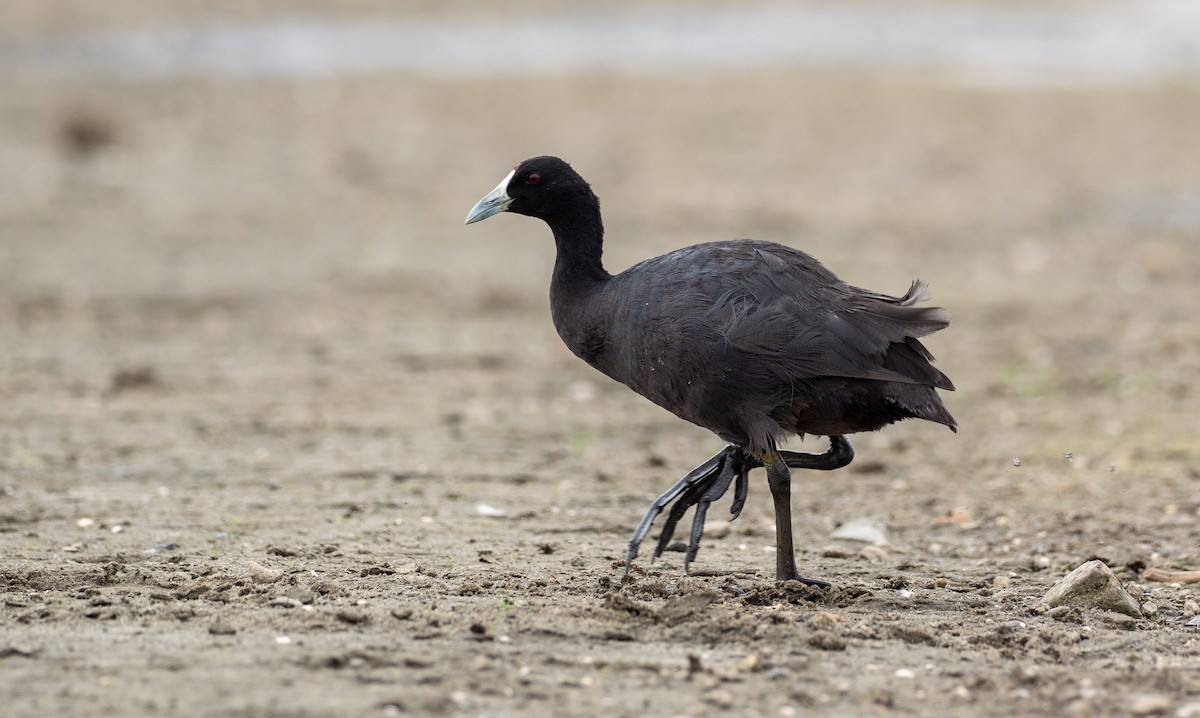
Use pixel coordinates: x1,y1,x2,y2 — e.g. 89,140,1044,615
464,156,593,225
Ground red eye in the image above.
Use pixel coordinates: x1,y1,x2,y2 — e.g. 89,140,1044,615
526,173,541,185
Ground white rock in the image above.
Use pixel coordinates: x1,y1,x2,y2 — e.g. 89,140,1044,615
474,503,506,516
831,517,890,545
1128,693,1173,716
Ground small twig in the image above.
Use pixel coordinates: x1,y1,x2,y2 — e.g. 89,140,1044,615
1141,567,1200,584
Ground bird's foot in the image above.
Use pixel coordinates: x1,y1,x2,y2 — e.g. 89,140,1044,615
623,437,855,579
624,446,752,576
777,568,832,588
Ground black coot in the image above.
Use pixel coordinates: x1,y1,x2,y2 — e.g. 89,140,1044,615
465,156,955,584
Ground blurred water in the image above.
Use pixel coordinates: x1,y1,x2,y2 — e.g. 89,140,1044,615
3,1,1199,86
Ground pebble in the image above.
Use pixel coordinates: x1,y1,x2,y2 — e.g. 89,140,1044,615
1142,601,1159,618
1098,611,1140,630
993,575,1013,590
247,561,284,584
1187,615,1200,627
474,503,505,516
1183,600,1199,617
705,520,732,539
336,609,369,624
76,518,96,528
807,631,846,651
894,668,915,679
808,611,841,632
268,596,303,609
704,689,735,709
831,517,890,545
1040,560,1142,617
859,545,888,563
738,653,764,672
1128,693,1173,716
1177,703,1200,718
819,545,855,559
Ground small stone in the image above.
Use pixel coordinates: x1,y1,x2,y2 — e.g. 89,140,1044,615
247,561,284,584
993,575,1013,590
1040,560,1142,617
705,689,735,709
705,521,732,539
208,622,237,635
1176,702,1200,718
1187,615,1200,627
1183,600,1199,617
808,611,841,632
820,545,855,559
1128,693,1173,716
76,518,96,528
894,668,915,679
336,609,368,624
1142,601,1159,618
474,503,505,516
738,653,764,672
1098,611,1139,630
859,545,888,563
831,517,890,545
807,631,846,651
268,596,303,609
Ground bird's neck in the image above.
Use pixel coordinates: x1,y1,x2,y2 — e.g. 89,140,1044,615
549,204,610,287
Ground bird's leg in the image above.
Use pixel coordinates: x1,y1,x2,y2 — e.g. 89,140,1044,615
743,436,856,472
625,437,853,578
624,447,730,574
763,450,829,587
778,435,855,471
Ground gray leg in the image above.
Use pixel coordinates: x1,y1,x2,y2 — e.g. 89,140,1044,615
763,440,846,586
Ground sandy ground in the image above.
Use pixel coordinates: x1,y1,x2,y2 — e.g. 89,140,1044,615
2,5,1200,717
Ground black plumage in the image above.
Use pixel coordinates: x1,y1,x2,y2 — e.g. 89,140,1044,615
466,156,955,584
